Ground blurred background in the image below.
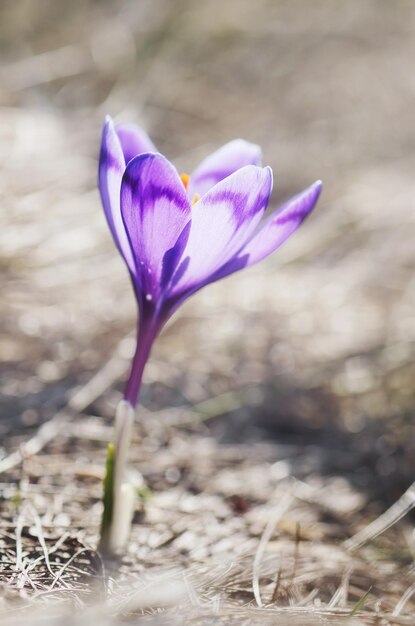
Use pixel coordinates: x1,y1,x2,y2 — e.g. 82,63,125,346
0,0,414,505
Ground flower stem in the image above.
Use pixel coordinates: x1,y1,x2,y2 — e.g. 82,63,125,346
99,442,115,552
99,319,159,554
99,400,135,554
124,319,159,407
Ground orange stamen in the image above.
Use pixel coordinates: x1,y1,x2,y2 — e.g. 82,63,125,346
180,172,190,190
191,193,200,205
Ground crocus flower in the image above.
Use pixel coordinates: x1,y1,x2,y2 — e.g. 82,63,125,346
98,115,322,553
99,115,322,408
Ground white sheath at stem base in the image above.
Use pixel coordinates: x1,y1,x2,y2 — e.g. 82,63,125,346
110,481,136,551
100,399,136,554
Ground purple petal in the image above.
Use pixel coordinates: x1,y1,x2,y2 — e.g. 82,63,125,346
240,180,323,266
188,139,262,198
116,123,157,164
120,153,191,301
160,221,191,289
172,165,272,294
98,116,135,273
208,254,250,283
163,254,250,320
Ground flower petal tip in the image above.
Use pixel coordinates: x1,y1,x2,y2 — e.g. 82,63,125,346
265,165,274,191
115,123,158,163
305,179,323,211
231,138,262,160
103,114,115,130
121,151,176,188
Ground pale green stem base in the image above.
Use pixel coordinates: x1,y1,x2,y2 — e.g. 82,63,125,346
99,400,136,554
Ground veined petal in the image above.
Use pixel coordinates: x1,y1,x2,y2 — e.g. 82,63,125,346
116,123,157,164
188,139,262,198
98,116,135,273
120,153,191,301
240,180,323,267
173,165,272,294
160,221,191,290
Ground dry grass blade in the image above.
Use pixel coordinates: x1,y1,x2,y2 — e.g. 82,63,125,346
328,566,352,608
0,334,133,474
31,512,64,585
0,414,70,475
48,548,92,592
344,483,415,551
393,583,415,617
252,490,294,607
348,587,372,617
14,513,24,572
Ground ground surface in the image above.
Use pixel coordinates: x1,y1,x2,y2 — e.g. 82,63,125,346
0,1,414,624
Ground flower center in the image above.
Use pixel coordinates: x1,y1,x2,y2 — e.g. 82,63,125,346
180,172,199,205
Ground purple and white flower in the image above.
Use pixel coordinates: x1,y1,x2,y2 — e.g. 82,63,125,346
99,115,322,406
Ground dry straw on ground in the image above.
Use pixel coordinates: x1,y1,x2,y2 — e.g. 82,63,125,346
0,340,414,624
